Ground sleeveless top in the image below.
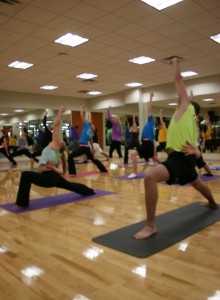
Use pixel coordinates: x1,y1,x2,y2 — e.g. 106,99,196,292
166,104,197,152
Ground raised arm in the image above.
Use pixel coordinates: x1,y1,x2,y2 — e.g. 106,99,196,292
80,105,85,122
132,115,138,132
205,113,211,127
52,105,67,145
148,92,154,115
159,109,165,126
170,57,189,108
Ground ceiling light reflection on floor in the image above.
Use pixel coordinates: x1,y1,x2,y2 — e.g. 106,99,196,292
82,246,104,260
207,290,220,300
21,266,44,286
132,265,147,278
72,294,90,300
178,240,189,252
0,245,8,253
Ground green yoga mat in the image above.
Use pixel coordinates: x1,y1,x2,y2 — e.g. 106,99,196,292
92,202,220,258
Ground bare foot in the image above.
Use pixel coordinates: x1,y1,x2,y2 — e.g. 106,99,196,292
12,205,27,210
201,202,219,209
133,225,157,240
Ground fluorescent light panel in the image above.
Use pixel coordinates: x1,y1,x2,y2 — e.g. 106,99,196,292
54,33,89,48
203,98,214,102
129,56,155,65
125,82,143,87
210,33,220,44
76,73,97,79
87,91,102,95
40,85,58,90
140,0,183,10
181,71,198,77
14,109,24,112
8,61,34,69
168,102,178,106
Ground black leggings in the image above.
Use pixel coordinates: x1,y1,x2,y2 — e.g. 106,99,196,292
12,148,39,162
68,146,108,175
0,148,17,164
109,140,123,158
15,170,95,207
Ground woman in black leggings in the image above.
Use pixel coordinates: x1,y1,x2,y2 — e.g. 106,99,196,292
13,106,95,209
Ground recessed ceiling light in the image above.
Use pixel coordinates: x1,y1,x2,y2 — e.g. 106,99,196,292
125,82,143,87
87,91,102,95
76,73,97,80
210,33,220,44
14,109,24,112
54,33,89,48
203,98,214,102
40,85,58,90
8,61,34,69
181,71,198,77
168,102,178,106
0,113,9,116
129,56,155,65
140,0,183,10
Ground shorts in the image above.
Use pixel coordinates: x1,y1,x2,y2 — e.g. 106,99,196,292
136,140,154,160
162,151,198,185
196,155,206,169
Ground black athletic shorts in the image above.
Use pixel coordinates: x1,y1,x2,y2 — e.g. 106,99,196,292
136,140,154,161
162,151,198,185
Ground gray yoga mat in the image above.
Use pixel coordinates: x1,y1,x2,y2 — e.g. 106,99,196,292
92,202,220,258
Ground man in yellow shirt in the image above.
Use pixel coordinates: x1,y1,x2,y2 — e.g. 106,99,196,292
133,57,218,240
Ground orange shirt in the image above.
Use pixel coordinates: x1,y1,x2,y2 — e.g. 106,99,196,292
158,124,167,143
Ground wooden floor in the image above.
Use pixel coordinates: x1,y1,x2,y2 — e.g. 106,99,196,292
0,153,220,300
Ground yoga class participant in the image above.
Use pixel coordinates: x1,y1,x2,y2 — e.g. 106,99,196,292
133,57,218,240
128,92,159,178
68,105,108,175
13,105,95,210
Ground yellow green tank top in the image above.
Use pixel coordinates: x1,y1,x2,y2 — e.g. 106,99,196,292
166,104,197,152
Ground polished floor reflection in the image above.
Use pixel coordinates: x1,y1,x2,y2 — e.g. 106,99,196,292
0,153,220,300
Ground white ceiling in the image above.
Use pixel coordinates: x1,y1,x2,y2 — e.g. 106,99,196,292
0,0,220,117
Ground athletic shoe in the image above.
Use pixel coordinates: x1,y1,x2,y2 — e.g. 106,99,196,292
128,173,137,179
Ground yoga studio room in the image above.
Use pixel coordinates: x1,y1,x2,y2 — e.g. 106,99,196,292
0,0,220,299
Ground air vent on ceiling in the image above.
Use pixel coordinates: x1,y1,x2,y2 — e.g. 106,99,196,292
0,0,20,4
159,56,184,64
78,90,89,94
82,79,97,83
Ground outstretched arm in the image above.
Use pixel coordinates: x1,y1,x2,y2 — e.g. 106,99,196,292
53,105,67,145
159,109,165,126
148,92,154,115
205,113,211,126
80,105,85,122
171,57,189,109
132,115,138,132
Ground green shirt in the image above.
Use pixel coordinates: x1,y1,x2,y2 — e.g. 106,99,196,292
166,104,197,152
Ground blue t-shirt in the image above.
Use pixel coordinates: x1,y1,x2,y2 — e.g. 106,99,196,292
141,115,155,141
79,121,93,145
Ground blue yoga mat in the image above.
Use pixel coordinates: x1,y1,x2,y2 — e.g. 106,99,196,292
0,189,115,214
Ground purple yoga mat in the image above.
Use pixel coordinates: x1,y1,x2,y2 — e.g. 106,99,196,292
116,173,145,180
66,170,107,178
116,173,220,183
0,189,115,214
